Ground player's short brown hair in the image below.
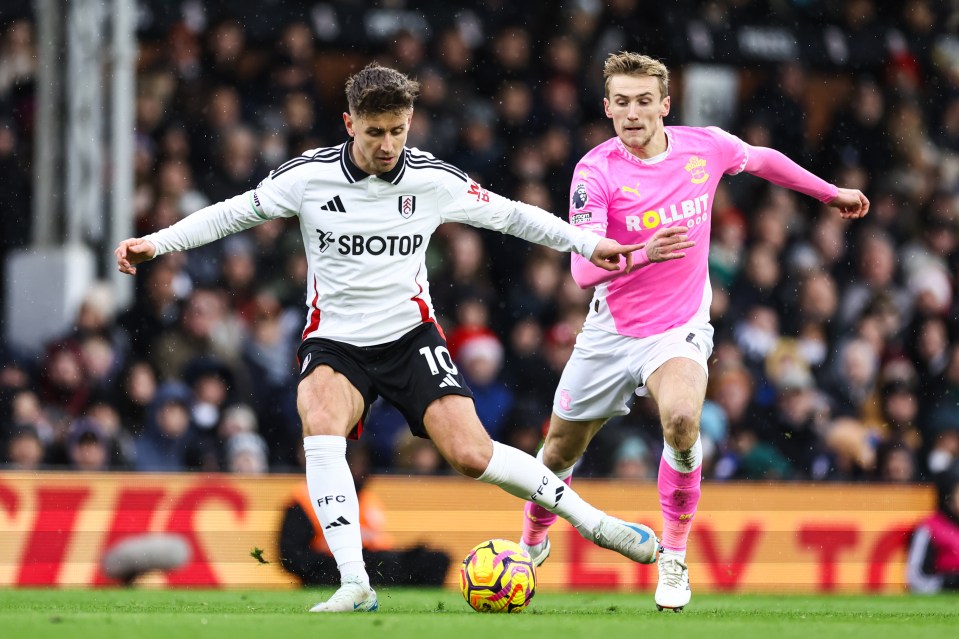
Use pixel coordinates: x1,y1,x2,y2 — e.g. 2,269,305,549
345,63,420,117
603,52,669,100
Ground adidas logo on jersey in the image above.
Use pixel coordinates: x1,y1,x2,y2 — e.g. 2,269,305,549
324,516,351,529
320,195,346,212
439,374,460,388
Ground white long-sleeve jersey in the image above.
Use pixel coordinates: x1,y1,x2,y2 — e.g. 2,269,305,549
144,143,601,346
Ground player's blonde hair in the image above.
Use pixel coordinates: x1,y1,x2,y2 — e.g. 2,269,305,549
345,62,421,116
603,52,669,100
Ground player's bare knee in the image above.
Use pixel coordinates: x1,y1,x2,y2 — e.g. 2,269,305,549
445,446,488,478
541,443,577,472
297,401,342,437
300,413,331,437
662,408,700,450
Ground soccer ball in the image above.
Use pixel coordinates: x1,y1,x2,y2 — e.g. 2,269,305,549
460,538,536,613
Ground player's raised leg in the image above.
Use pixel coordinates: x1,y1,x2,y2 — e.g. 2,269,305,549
520,413,606,566
646,358,707,611
519,449,567,567
426,395,659,564
298,366,378,613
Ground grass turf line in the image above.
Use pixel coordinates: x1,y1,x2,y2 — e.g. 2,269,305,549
0,588,956,639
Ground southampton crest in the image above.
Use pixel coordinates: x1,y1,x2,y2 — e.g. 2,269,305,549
398,195,416,218
685,156,709,184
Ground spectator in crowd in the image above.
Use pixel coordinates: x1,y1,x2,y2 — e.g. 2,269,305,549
67,419,113,472
455,329,514,440
37,345,91,418
133,382,199,472
224,431,269,474
767,368,834,480
837,229,909,331
116,256,185,360
112,360,159,436
874,440,918,483
2,423,44,469
150,288,245,388
610,436,653,481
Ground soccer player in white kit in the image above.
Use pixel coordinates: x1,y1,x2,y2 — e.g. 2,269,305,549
517,52,870,611
115,63,661,612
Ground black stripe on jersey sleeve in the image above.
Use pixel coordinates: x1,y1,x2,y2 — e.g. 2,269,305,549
271,148,340,179
273,147,338,172
406,154,468,182
406,150,468,177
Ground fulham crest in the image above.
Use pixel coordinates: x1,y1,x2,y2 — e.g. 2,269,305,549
398,195,417,218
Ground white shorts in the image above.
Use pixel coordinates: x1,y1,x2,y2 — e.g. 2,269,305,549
553,318,714,421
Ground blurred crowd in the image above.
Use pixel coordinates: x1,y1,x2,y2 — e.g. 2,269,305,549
2,1,959,483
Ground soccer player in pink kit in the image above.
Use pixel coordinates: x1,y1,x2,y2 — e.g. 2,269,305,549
518,52,869,611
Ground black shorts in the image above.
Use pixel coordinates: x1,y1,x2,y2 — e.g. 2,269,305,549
296,322,473,439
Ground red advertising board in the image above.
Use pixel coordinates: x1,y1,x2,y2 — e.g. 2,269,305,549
0,472,932,592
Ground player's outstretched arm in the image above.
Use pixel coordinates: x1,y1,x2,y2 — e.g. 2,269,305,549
115,238,157,275
827,188,870,219
572,226,693,288
589,238,645,272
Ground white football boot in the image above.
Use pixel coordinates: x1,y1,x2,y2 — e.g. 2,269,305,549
592,516,659,564
519,537,552,567
655,554,691,611
309,576,378,612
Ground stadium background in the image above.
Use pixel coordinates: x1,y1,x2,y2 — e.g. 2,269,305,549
0,0,956,592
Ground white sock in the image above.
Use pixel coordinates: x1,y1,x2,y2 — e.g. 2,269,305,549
662,436,703,473
478,441,603,536
303,435,368,585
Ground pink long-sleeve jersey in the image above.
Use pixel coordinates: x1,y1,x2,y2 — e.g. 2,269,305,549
570,125,836,338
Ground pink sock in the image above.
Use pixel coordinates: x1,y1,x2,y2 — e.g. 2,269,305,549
521,474,572,546
658,449,702,553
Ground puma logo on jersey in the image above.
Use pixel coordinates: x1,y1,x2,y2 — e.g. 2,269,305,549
621,183,641,198
320,195,346,212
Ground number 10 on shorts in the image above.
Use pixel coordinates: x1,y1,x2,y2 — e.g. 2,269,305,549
418,346,459,376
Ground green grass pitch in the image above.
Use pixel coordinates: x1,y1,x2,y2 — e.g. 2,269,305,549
1,588,956,639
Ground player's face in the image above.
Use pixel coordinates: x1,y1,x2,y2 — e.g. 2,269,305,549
343,109,412,175
604,75,670,157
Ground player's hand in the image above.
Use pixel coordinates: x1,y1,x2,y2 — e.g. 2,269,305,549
829,188,870,219
590,238,645,272
643,225,695,263
115,238,157,275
